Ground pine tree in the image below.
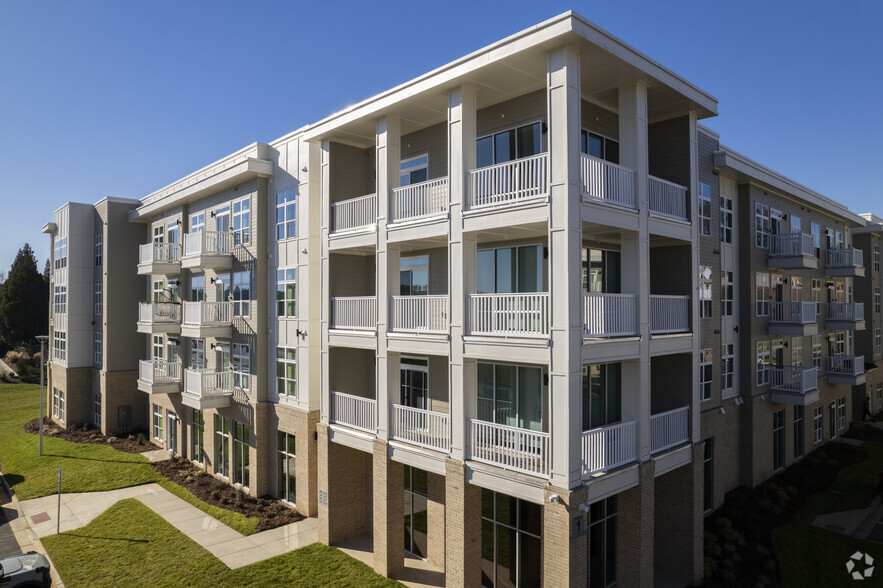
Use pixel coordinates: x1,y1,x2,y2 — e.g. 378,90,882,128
0,244,47,350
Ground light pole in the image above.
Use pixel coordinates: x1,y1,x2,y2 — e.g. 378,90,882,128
35,335,48,456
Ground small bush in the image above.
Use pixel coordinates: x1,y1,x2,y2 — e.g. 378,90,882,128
136,432,146,445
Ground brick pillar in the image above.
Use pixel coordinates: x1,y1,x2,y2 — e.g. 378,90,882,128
543,486,588,587
445,459,482,588
427,471,446,570
300,410,320,517
252,401,270,497
617,461,655,587
372,440,404,577
317,423,367,545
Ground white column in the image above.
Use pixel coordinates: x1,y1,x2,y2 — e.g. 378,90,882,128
688,111,701,443
305,139,323,412
319,140,332,424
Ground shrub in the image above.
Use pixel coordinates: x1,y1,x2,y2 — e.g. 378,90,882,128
136,432,146,445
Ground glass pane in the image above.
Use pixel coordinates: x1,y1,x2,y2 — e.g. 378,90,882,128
517,245,541,293
496,248,515,294
516,122,541,158
580,130,588,154
411,270,428,295
582,367,591,430
518,498,541,536
477,136,494,169
478,363,495,422
481,487,495,519
589,249,603,293
520,533,541,587
605,139,619,165
590,365,604,429
481,519,496,587
606,363,621,424
589,522,604,587
412,493,428,558
477,250,495,294
403,491,414,553
517,367,543,431
588,133,603,159
496,525,515,586
606,251,621,293
495,365,516,426
494,130,514,164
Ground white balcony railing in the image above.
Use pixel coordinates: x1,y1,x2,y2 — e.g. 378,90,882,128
769,232,814,258
182,231,232,258
469,419,550,478
331,296,377,330
138,359,181,385
650,406,689,454
581,420,637,476
467,293,549,337
182,301,232,326
467,153,549,209
649,295,689,334
583,293,638,337
826,248,863,268
390,295,447,333
826,302,865,322
331,390,376,433
648,176,688,221
331,193,376,233
139,242,180,265
580,154,636,209
390,177,448,222
391,404,450,452
138,302,181,325
828,355,865,377
771,301,816,325
771,366,818,394
183,369,232,397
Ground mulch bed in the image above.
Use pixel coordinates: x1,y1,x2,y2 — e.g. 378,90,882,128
153,457,303,531
24,417,160,453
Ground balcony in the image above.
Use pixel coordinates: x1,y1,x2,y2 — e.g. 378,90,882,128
181,301,232,339
828,355,866,386
137,359,182,395
826,302,865,331
580,154,636,210
581,420,636,476
650,295,690,335
390,404,450,453
467,293,549,338
648,176,688,222
137,242,180,275
331,390,376,434
771,366,819,405
136,302,181,335
182,369,232,410
466,154,549,210
825,248,865,277
768,232,817,269
331,193,376,233
650,406,690,454
181,231,233,270
770,301,817,336
390,295,447,334
583,293,638,338
469,419,550,478
330,296,377,331
390,178,448,223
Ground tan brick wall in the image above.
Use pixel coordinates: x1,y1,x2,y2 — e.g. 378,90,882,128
372,440,404,577
270,404,319,516
47,364,91,428
616,461,655,587
101,369,146,436
444,459,482,588
253,401,271,497
700,406,740,512
653,446,704,585
426,471,446,570
317,424,369,545
542,485,588,588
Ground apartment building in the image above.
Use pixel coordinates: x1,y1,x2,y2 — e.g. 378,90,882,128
853,214,883,420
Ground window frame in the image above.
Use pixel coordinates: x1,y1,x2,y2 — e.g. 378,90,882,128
721,344,734,392
579,129,620,164
756,273,770,317
699,265,712,318
476,120,545,168
233,421,250,489
232,343,251,391
276,189,297,241
719,196,733,243
755,203,770,248
837,397,846,430
95,233,103,266
720,271,733,317
93,331,102,367
773,409,785,471
276,268,296,317
94,283,103,316
813,407,823,443
231,197,251,245
793,405,805,460
698,183,712,236
756,340,771,386
700,348,713,401
276,347,297,399
152,404,164,441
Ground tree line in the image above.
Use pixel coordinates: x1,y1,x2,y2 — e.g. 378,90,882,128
0,243,49,354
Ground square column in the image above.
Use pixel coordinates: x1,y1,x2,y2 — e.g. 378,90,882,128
688,111,702,444
319,141,332,425
616,461,655,586
543,486,589,587
444,459,482,588
317,423,369,545
373,439,404,577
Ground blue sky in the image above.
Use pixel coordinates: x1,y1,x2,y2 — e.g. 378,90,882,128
1,0,881,273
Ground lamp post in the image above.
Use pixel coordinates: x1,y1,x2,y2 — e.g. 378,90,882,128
35,335,49,456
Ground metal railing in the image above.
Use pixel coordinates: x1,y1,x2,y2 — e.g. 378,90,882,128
770,301,816,324
769,232,814,257
331,193,376,232
826,302,865,322
467,153,549,209
771,366,818,393
648,176,688,220
390,404,450,452
650,406,689,454
649,295,690,334
828,355,865,377
182,301,232,326
467,293,549,337
183,369,232,397
390,295,447,333
580,154,636,209
583,293,638,337
331,391,376,433
182,231,232,257
826,248,863,268
390,177,448,222
581,420,637,476
469,419,550,477
330,296,377,330
138,359,181,385
138,302,181,324
139,242,180,265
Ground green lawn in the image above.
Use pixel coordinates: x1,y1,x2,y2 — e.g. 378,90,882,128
43,498,404,587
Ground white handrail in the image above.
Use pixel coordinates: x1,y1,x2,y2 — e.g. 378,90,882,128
182,231,232,257
138,302,181,324
467,153,548,209
139,242,180,265
390,295,448,333
139,359,181,384
183,369,232,396
826,302,865,322
769,232,814,257
771,366,818,393
390,178,448,222
391,405,450,452
468,293,549,337
649,295,689,334
469,419,550,477
826,248,863,268
331,193,376,232
182,301,232,326
648,175,687,220
650,406,689,454
770,301,816,324
580,154,636,209
331,390,376,433
331,296,377,330
828,355,864,377
583,293,638,337
581,420,636,475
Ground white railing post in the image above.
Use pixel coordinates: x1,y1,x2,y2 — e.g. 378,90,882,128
390,177,449,222
648,176,688,220
390,295,448,333
390,405,450,452
649,295,690,334
466,154,549,209
467,293,549,336
583,293,639,337
581,420,637,475
331,391,377,433
469,419,550,477
649,406,689,454
330,296,377,330
331,193,377,232
580,154,636,209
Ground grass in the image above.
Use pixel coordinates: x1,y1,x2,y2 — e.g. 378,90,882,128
42,499,404,587
155,477,259,535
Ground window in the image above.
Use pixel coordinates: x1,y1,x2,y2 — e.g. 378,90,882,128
582,248,621,293
699,266,712,318
152,279,165,303
721,344,734,392
719,196,732,243
400,154,429,185
793,406,805,459
477,121,543,168
756,341,770,386
791,337,803,366
93,391,101,427
773,410,785,471
813,407,823,443
232,343,250,391
52,331,66,362
190,275,205,302
95,234,103,266
875,328,881,357
698,183,712,236
52,387,65,421
876,287,881,314
876,244,881,272
53,285,67,315
838,397,846,430
191,410,204,464
481,489,542,588
400,256,429,295
152,335,163,360
232,271,250,317
232,198,251,245
277,432,296,504
403,465,428,557
812,335,822,370
53,237,68,270
167,221,179,246
276,269,296,317
214,415,230,478
878,384,883,411
152,404,164,441
276,189,297,240
721,271,733,316
190,212,205,233
580,130,620,164
756,273,770,316
587,496,617,588
791,276,802,303
703,438,714,513
755,203,769,248
811,279,821,315
700,349,713,401
478,362,545,432
276,348,297,398
93,332,102,366
153,225,164,244
190,339,205,370
477,245,543,294
581,363,621,430
233,422,250,489
811,223,821,259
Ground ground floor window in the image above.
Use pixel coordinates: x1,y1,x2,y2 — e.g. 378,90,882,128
233,421,250,489
93,391,101,427
191,409,204,464
481,489,542,587
588,496,617,588
152,404,163,441
793,405,804,459
52,387,65,421
773,410,785,471
404,466,428,559
877,383,883,411
813,407,823,443
277,432,296,504
703,438,714,513
837,397,846,430
215,415,230,478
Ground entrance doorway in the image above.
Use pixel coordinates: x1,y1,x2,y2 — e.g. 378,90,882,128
167,411,178,455
401,357,428,410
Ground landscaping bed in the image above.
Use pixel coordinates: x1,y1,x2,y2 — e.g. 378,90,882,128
24,417,159,454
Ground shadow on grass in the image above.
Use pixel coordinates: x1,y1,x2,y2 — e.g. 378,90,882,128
59,532,150,543
4,473,25,488
42,454,148,465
